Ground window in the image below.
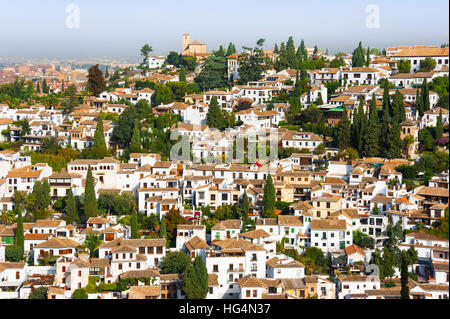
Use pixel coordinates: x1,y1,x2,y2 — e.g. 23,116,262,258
253,290,257,297
246,290,250,297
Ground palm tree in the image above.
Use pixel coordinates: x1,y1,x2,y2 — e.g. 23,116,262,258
0,210,16,225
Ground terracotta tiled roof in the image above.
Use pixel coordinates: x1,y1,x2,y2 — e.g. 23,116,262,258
344,244,365,256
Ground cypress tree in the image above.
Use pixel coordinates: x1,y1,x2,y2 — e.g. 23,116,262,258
129,118,141,153
352,42,364,67
206,96,224,129
380,106,390,157
415,88,423,117
422,79,430,112
42,79,49,94
159,216,167,239
131,210,139,239
299,39,306,60
400,252,410,299
276,42,288,71
313,45,318,56
36,82,40,94
182,265,198,299
84,165,97,220
42,180,51,209
192,255,209,298
337,107,351,150
436,108,443,138
363,94,380,157
87,64,106,96
317,93,324,105
226,42,236,56
386,113,403,159
382,82,391,120
263,174,276,218
179,68,186,82
392,90,406,123
359,107,368,153
242,191,249,222
65,188,78,225
351,100,360,149
15,195,24,255
286,37,297,69
94,116,107,150
366,47,370,67
273,43,279,54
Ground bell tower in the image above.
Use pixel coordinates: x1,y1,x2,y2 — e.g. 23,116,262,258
182,33,191,54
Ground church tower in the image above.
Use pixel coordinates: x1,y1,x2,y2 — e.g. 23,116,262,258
182,33,191,54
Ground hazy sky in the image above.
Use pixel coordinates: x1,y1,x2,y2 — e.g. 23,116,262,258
0,0,448,59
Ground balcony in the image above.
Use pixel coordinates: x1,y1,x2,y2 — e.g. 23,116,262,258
227,267,244,273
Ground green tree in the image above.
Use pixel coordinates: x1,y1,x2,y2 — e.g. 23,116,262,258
178,68,186,82
263,174,276,218
419,57,436,72
400,251,410,299
131,210,139,239
273,43,279,54
164,209,188,248
140,44,153,64
398,60,411,73
386,116,403,159
65,189,78,224
5,245,23,262
160,251,191,274
363,94,380,157
15,196,24,255
194,56,227,90
226,42,237,56
381,247,396,279
87,64,106,96
415,88,423,117
183,255,208,299
421,79,430,113
112,105,139,147
366,46,370,67
241,192,249,221
84,233,102,257
42,79,49,94
29,287,48,299
72,288,88,299
84,165,97,220
206,96,224,130
159,216,167,239
337,107,351,150
436,108,443,138
286,36,297,69
166,51,180,66
94,116,107,150
352,42,365,67
129,118,141,153
238,39,267,84
392,89,406,123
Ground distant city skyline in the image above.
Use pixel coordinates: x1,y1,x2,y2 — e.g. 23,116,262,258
0,0,448,60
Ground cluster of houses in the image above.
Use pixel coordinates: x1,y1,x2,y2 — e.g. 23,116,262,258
0,44,448,299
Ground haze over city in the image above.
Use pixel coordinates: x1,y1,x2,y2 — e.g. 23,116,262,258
0,0,449,60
